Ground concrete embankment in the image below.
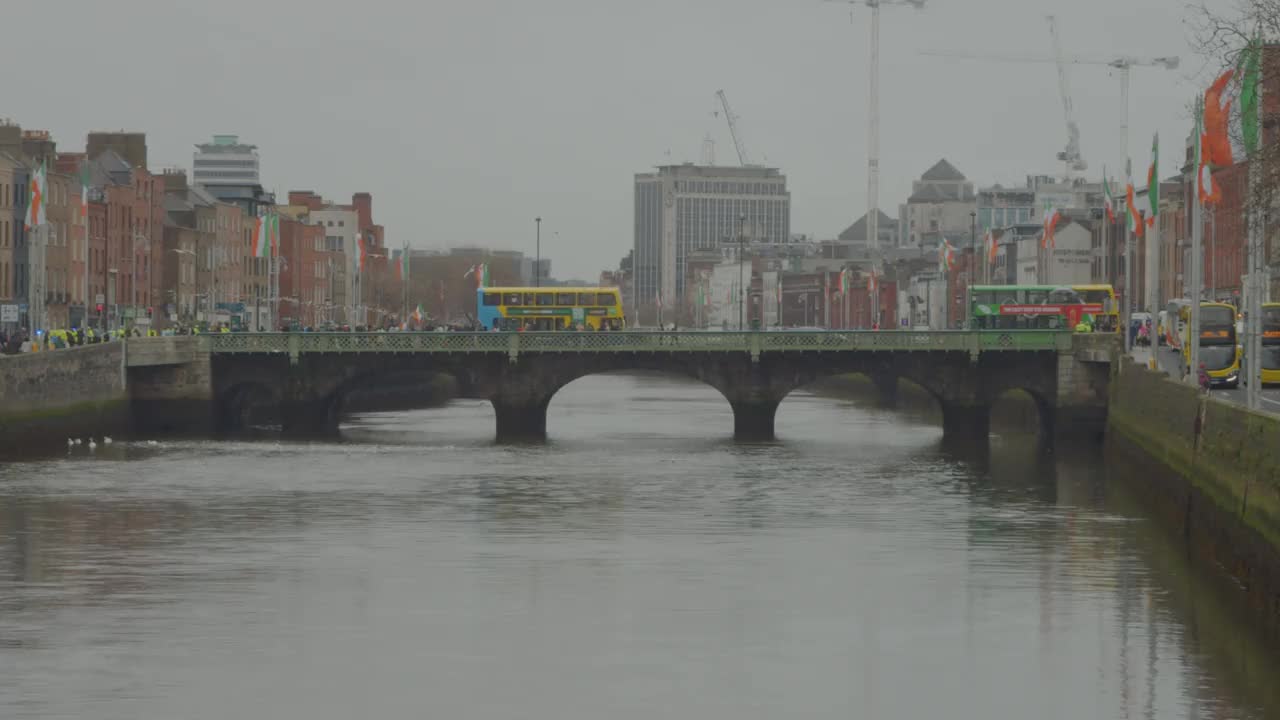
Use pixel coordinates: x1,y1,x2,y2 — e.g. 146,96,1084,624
1106,358,1280,626
0,343,130,456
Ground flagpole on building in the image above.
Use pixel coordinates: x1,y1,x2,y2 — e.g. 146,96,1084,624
1189,96,1204,382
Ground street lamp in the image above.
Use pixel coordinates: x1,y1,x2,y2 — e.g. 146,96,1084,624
132,232,148,326
166,248,195,326
535,217,542,288
738,213,746,331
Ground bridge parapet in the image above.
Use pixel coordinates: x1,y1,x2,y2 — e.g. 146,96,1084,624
1071,333,1122,364
195,329,1076,361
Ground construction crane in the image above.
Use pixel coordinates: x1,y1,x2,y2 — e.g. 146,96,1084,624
824,0,927,297
715,90,751,166
919,40,1178,179
1047,15,1087,176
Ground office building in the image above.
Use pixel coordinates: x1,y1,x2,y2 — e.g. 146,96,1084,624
634,163,789,315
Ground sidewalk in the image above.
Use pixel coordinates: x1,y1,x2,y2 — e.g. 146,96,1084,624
1129,345,1160,372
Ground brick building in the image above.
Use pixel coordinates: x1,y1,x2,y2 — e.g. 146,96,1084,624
0,151,25,334
274,215,325,328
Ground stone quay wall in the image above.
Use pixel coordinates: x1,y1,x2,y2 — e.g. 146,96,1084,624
0,342,129,455
1107,357,1280,625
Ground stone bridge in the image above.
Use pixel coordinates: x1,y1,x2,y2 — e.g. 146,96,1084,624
123,330,1118,445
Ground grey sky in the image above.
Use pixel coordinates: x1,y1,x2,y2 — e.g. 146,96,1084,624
5,0,1228,279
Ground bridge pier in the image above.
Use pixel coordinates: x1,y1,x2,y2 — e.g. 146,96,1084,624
871,373,899,409
732,399,779,442
493,398,549,443
279,397,339,436
941,404,990,449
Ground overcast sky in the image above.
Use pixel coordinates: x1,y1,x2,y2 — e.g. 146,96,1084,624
4,0,1231,279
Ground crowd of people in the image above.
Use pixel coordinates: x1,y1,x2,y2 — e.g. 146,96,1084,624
0,323,236,355
0,319,636,355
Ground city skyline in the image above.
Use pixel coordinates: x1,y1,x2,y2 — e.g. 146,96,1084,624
4,0,1216,280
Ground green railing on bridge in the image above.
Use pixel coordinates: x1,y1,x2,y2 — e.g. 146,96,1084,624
198,330,1076,359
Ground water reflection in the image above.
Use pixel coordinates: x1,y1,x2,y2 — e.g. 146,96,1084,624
0,376,1275,719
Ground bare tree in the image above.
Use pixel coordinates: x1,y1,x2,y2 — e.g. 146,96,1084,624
1189,0,1280,267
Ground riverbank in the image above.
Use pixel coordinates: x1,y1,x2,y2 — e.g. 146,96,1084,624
1106,358,1280,628
0,343,130,457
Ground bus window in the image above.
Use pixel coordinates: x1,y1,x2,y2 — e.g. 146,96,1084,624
597,293,617,306
536,293,554,306
578,292,596,306
482,292,501,306
505,292,523,306
556,292,576,306
523,292,538,306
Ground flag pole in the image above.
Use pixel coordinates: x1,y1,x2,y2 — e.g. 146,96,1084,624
1189,96,1204,383
1145,134,1160,325
1246,34,1265,410
1124,167,1134,354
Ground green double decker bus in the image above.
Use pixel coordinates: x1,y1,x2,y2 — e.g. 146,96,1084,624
968,285,1103,331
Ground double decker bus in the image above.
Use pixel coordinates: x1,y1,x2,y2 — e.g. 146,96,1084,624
1179,302,1240,387
968,285,1100,330
1070,285,1119,333
1243,302,1280,386
476,287,626,331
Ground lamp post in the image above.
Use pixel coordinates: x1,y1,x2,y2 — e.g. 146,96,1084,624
970,210,978,283
738,214,746,331
132,232,148,328
535,217,542,288
166,247,195,328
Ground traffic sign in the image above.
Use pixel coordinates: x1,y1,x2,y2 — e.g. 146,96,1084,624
0,305,17,322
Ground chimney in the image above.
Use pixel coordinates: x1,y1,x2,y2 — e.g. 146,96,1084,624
87,131,147,169
163,168,189,194
288,190,323,210
352,192,373,230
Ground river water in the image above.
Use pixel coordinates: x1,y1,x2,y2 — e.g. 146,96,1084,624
2,373,1279,719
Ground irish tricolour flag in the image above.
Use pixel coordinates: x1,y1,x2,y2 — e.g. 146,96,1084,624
253,213,278,258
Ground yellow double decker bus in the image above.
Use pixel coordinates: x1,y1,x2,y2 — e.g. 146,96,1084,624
1180,302,1241,388
1244,302,1280,386
1070,285,1119,333
476,286,626,331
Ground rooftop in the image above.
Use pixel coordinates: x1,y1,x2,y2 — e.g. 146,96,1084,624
920,158,966,182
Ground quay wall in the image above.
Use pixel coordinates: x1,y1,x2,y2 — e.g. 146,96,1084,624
0,343,129,455
1107,358,1280,625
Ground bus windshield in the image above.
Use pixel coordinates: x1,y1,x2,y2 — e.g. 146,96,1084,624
1079,290,1112,308
1201,344,1236,371
1262,305,1280,338
1201,305,1235,330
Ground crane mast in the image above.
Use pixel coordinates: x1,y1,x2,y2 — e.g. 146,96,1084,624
715,90,751,166
1047,15,1087,176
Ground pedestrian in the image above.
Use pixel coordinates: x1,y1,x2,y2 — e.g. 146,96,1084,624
1197,362,1211,395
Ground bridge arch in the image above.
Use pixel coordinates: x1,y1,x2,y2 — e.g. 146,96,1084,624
495,356,739,441
544,370,734,439
988,387,1053,439
218,381,282,432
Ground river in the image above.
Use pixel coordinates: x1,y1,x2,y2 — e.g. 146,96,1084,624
1,373,1278,719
